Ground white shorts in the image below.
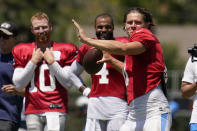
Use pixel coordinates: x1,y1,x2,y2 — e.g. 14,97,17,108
85,117,126,131
26,113,67,131
119,112,172,131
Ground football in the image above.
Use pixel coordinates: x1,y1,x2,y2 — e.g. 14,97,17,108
83,48,103,74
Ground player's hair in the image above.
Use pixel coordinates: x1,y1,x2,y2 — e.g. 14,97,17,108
30,12,49,24
123,7,155,30
94,13,114,28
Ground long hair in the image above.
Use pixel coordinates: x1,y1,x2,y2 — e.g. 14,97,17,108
123,7,155,30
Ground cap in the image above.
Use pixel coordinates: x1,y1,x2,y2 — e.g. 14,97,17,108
0,21,18,36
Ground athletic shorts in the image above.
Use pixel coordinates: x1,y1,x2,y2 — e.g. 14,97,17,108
26,113,66,131
85,117,126,131
119,113,172,131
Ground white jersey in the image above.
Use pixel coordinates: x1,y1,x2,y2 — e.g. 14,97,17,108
182,57,197,83
87,96,128,120
182,57,197,123
127,84,171,120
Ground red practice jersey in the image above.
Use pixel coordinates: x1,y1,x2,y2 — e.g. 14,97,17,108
76,37,129,100
12,42,78,114
123,28,165,103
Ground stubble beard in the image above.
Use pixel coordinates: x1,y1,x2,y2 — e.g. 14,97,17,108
96,32,114,40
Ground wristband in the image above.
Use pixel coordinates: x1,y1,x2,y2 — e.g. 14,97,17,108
83,88,91,97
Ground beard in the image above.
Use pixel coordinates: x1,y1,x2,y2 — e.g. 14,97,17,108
96,32,114,40
35,31,50,44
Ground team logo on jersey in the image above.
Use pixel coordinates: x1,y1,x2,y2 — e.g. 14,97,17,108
53,51,60,60
135,29,143,33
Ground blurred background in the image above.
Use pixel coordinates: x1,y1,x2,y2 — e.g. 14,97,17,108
2,0,197,130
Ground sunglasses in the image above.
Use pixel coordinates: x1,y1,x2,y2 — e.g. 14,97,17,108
0,34,12,40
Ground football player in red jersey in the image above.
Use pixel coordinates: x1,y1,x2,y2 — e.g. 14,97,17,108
73,7,172,131
12,12,88,131
70,13,129,131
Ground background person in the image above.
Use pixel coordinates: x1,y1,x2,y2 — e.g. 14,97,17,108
0,21,24,131
181,49,197,131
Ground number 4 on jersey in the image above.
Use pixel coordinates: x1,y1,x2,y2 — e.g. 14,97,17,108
96,63,109,84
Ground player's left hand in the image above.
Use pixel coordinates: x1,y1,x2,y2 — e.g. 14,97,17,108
2,84,18,95
97,51,112,64
72,19,89,43
44,47,55,65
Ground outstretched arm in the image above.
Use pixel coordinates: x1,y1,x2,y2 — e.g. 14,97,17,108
72,19,146,55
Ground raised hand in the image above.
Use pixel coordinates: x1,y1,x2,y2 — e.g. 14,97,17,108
43,47,55,65
72,19,89,43
31,48,44,64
